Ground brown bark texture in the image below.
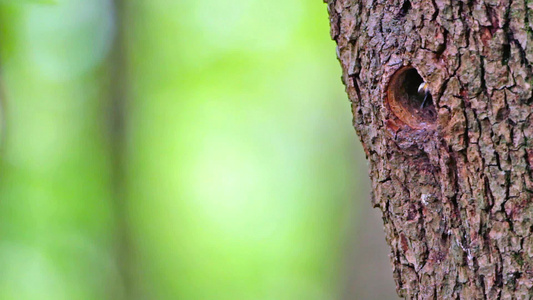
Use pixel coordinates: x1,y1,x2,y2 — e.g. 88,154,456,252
325,0,533,299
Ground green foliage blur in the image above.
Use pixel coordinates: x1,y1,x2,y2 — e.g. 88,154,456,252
0,0,382,299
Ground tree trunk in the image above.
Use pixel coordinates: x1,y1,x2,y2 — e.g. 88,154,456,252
325,0,533,298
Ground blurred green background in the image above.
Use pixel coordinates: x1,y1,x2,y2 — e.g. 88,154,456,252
0,0,396,299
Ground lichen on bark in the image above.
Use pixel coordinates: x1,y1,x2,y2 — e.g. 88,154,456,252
325,0,533,298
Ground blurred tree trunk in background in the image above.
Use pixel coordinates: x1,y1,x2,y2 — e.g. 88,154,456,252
326,0,533,298
108,0,130,298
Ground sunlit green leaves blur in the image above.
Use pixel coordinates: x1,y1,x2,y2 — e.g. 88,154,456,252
0,0,365,299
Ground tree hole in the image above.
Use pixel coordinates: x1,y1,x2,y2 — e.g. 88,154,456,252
386,66,437,129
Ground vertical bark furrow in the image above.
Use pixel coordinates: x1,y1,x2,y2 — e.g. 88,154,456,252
326,0,533,298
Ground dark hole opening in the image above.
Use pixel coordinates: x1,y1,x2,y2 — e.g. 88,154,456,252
402,68,434,110
387,66,437,129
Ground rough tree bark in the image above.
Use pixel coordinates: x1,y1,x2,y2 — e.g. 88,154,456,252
325,0,533,298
